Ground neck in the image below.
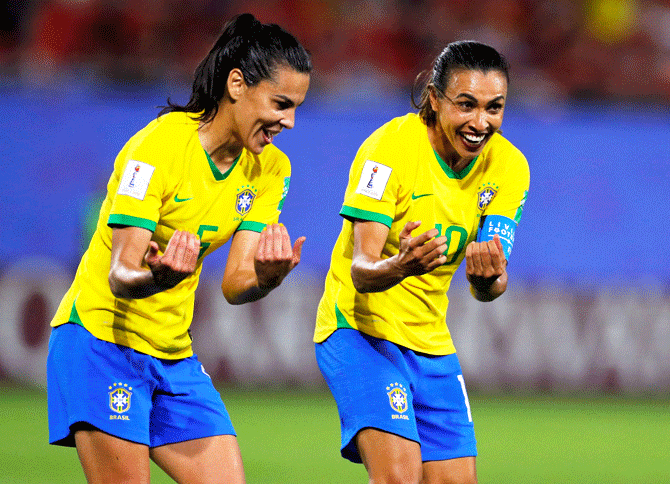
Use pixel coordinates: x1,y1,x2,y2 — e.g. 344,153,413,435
426,123,470,173
198,108,243,171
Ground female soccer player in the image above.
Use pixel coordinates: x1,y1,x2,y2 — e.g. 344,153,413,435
315,41,529,483
47,14,311,484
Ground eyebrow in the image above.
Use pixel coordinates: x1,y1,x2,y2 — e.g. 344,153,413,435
275,95,304,107
453,93,505,104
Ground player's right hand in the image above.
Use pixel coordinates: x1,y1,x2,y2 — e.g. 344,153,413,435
396,221,448,276
145,230,200,289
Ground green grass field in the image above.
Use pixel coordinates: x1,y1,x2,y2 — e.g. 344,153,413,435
1,386,668,483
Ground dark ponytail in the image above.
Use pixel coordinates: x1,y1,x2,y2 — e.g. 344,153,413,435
412,40,509,126
160,13,312,124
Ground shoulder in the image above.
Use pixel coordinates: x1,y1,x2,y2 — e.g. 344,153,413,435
133,112,197,143
357,113,425,169
484,133,527,165
365,113,425,145
123,112,197,159
482,133,529,176
250,143,291,176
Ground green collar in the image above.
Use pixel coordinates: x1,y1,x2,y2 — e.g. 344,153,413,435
206,150,241,181
433,150,477,179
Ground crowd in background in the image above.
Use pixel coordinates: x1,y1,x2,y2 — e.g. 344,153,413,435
1,0,669,106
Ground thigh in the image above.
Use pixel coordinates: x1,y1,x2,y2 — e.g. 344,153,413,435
149,355,236,448
315,329,420,463
412,353,477,462
422,457,477,484
47,323,152,447
357,428,422,484
74,424,151,484
150,435,245,484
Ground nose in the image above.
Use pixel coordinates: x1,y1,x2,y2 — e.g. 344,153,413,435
470,108,488,132
280,109,296,130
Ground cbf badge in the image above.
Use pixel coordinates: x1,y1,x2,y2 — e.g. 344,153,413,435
477,182,499,211
109,382,132,415
387,382,409,419
235,185,257,216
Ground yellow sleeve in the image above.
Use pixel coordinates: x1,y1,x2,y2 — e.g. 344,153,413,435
106,130,169,232
484,144,530,224
339,126,404,228
237,153,291,233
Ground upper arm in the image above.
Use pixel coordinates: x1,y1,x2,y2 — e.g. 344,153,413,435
352,220,390,264
110,226,154,272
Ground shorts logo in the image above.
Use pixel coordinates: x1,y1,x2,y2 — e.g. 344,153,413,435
386,382,408,415
109,382,133,414
235,185,257,216
477,182,499,211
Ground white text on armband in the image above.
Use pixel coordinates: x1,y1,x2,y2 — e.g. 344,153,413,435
477,214,516,259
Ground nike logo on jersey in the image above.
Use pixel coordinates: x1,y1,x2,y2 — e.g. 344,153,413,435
411,193,433,200
174,195,192,203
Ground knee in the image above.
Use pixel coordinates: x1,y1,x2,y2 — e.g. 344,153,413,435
368,460,423,484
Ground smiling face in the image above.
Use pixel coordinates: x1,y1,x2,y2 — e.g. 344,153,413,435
230,65,310,155
429,69,507,165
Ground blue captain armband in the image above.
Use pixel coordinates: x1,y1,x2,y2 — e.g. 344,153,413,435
477,214,516,259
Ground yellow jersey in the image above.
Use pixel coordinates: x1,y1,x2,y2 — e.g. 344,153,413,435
315,113,529,355
52,112,292,359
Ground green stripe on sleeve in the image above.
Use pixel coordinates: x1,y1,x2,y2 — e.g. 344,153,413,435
237,221,266,233
340,205,393,228
108,214,157,232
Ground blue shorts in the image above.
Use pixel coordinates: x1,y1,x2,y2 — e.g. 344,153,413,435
315,328,477,463
47,323,235,448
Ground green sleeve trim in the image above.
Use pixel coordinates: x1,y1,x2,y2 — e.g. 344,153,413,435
335,303,354,330
68,300,84,327
236,221,266,233
108,214,157,232
340,205,393,228
514,190,528,223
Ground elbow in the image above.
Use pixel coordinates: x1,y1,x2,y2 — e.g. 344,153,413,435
221,283,243,305
350,268,370,294
108,270,126,298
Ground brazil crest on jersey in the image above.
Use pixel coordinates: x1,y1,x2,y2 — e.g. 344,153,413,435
315,113,529,355
51,112,292,359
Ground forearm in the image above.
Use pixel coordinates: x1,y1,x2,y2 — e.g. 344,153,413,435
221,270,274,305
108,264,163,299
351,254,406,293
469,270,508,302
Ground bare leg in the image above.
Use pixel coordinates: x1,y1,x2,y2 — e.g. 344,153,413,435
356,428,423,484
150,434,245,484
422,457,477,484
74,424,151,484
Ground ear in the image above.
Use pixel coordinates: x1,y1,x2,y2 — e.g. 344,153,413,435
227,68,246,102
428,86,439,112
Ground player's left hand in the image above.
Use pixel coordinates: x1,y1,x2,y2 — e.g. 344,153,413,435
254,223,305,289
465,234,506,290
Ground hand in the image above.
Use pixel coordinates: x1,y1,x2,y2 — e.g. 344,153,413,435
465,234,507,294
145,230,200,290
396,221,448,277
254,223,305,289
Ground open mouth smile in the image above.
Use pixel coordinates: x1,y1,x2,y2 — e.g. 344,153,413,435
460,131,487,149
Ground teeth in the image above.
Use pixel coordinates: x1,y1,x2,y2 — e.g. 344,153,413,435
462,133,485,143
